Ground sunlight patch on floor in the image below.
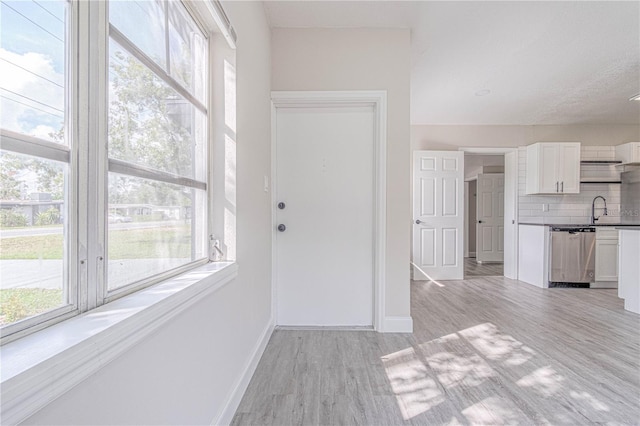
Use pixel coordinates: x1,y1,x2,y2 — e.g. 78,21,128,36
516,365,564,397
381,346,445,420
570,390,610,412
459,322,535,366
382,322,615,422
461,396,521,425
411,263,446,287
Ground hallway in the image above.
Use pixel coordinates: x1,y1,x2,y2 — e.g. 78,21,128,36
464,258,504,277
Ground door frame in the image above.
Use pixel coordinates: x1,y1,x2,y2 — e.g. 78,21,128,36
271,91,387,331
459,147,519,279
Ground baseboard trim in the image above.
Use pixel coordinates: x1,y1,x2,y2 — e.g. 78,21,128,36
382,316,413,333
212,316,275,426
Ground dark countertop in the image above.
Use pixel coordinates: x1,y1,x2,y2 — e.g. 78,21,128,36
519,222,640,227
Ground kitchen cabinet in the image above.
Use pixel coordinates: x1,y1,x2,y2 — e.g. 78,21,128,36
593,228,618,287
615,142,640,164
618,229,640,314
526,142,581,194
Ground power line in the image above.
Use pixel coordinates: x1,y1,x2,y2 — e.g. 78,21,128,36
31,0,64,24
1,1,64,43
0,58,64,89
0,87,64,113
1,95,63,118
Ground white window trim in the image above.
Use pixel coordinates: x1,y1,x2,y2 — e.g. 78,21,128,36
0,261,238,425
1,0,227,342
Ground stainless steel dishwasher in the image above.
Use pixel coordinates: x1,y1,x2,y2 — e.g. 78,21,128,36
549,227,596,287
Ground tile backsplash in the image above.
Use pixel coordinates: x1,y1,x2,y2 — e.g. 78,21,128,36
518,146,622,224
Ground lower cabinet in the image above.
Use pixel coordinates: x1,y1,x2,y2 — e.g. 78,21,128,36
594,228,618,287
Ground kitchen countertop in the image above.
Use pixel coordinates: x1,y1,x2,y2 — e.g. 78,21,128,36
616,226,640,231
519,222,640,227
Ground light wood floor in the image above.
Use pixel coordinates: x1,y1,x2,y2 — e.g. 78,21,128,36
464,258,504,277
231,277,640,425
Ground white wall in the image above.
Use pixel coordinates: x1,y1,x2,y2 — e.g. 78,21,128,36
412,124,640,151
271,28,411,319
464,154,504,179
23,2,273,424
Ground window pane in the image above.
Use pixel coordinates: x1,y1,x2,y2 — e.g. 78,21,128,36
0,150,67,325
0,0,66,143
167,1,206,103
109,0,166,69
108,38,207,181
107,173,205,291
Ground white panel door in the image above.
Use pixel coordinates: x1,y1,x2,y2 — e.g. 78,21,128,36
476,173,505,263
275,106,374,326
412,151,464,280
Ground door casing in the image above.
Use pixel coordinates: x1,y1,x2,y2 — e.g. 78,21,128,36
459,147,519,279
271,91,388,331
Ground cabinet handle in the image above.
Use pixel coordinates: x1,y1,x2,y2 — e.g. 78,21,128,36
556,182,559,192
561,181,564,192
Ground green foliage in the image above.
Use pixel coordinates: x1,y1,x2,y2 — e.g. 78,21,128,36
0,288,63,325
0,152,23,200
108,50,195,207
0,151,64,201
35,207,61,226
0,209,28,228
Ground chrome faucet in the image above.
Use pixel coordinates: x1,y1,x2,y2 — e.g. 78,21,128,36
591,196,608,224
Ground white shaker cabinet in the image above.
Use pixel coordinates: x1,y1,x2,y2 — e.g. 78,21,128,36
615,142,640,164
618,229,640,314
526,142,581,194
593,228,618,287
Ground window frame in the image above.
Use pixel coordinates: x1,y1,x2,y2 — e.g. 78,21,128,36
103,0,210,301
0,0,80,341
0,0,216,344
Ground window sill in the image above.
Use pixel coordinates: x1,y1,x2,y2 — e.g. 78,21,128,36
0,261,238,425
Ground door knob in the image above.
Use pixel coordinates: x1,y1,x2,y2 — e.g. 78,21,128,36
415,219,423,224
277,224,286,232
278,202,286,210
478,220,483,223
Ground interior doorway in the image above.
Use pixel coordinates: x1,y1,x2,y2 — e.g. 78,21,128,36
463,153,505,277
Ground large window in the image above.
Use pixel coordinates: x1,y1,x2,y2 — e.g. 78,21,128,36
107,1,208,295
0,0,73,331
0,0,213,341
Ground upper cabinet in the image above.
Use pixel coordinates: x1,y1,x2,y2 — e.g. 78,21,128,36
615,142,640,165
526,142,581,194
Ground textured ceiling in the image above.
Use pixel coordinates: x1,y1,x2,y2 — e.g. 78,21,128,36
264,1,640,126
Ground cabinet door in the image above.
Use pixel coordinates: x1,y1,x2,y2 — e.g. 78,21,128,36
558,143,581,193
595,239,618,281
633,143,640,163
539,144,560,193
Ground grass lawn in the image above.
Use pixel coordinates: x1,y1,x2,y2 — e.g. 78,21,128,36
0,226,191,260
1,226,191,325
0,288,63,325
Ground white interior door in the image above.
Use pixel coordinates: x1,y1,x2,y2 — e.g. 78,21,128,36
275,106,374,326
476,173,504,263
412,151,464,280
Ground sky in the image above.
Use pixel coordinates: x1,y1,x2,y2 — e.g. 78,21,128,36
0,0,204,145
1,0,66,142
